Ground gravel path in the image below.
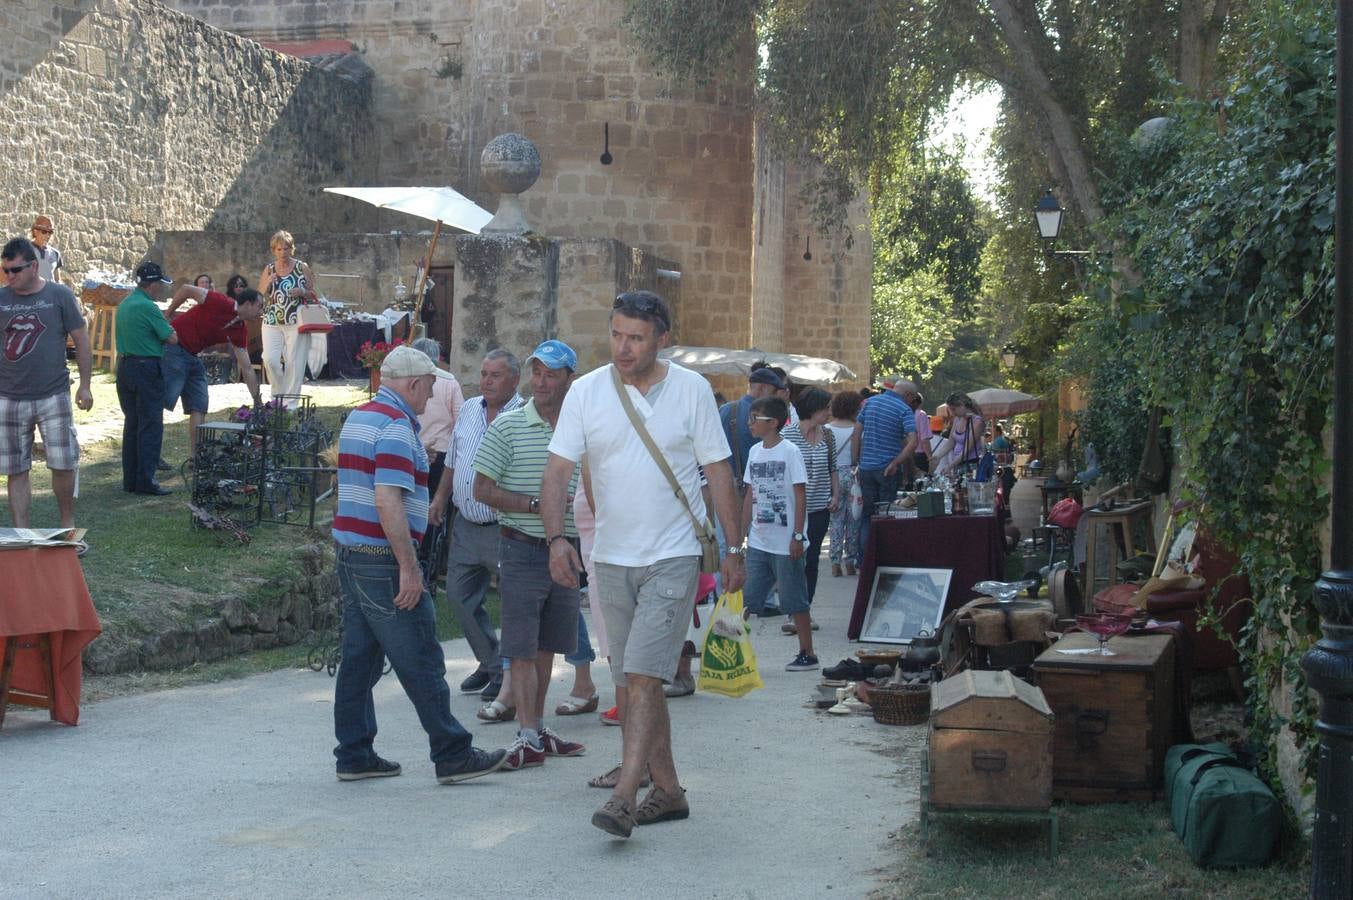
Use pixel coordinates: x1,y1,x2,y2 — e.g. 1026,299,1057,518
0,565,919,899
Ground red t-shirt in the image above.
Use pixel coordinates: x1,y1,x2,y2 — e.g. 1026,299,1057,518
171,291,248,355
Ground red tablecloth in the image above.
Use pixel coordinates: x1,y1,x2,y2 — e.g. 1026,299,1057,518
849,514,1004,640
0,546,101,725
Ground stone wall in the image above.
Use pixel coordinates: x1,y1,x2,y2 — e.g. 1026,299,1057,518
153,230,452,313
0,0,378,279
164,0,473,191
83,543,337,674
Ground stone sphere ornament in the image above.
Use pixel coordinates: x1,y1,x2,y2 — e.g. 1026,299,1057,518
481,133,541,233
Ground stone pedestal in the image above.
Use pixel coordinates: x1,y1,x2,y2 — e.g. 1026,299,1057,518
449,234,679,390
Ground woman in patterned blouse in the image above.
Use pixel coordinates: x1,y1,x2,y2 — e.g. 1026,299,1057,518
257,230,317,407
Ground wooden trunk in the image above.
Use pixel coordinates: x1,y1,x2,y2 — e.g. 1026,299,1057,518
1032,632,1174,802
927,670,1054,811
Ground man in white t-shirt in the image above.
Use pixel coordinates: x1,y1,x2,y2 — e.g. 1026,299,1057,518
541,290,744,841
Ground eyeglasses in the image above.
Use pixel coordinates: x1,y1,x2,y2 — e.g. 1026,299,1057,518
613,292,670,327
31,227,53,234
749,415,778,423
2,261,34,275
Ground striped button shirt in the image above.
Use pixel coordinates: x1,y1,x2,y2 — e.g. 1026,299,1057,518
333,386,430,547
472,398,579,538
857,390,916,470
782,423,836,513
450,392,526,524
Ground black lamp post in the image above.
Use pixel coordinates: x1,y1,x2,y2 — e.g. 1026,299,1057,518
1301,1,1353,896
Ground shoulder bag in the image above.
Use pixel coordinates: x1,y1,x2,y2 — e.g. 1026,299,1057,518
610,365,721,574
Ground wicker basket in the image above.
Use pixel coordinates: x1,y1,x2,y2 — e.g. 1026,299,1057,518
869,683,931,726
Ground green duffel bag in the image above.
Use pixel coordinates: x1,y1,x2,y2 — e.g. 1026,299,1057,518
1165,743,1280,868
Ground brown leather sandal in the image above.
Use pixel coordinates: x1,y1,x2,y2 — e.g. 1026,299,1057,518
587,763,651,789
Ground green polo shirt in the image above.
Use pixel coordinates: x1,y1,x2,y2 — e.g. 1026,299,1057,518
473,398,578,538
115,287,174,356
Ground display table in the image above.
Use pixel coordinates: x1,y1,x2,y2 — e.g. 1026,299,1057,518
849,514,1004,640
0,547,101,726
321,319,380,380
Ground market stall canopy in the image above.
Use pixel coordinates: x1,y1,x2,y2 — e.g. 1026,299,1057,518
322,186,493,234
658,346,857,386
966,387,1043,418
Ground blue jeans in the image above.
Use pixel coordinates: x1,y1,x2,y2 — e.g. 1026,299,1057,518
160,343,209,413
115,356,165,492
743,547,810,616
333,546,473,770
854,468,899,565
566,612,596,666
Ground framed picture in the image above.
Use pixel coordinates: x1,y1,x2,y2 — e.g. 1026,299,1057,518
860,566,952,644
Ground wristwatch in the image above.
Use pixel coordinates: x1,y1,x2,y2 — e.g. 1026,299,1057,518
528,496,540,513
793,531,807,542
726,543,747,557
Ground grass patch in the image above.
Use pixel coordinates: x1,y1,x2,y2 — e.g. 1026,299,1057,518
880,800,1308,899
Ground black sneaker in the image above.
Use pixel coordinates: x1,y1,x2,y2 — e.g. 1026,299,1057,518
436,747,508,784
459,670,492,694
480,674,504,701
785,652,820,672
336,756,402,781
823,659,869,680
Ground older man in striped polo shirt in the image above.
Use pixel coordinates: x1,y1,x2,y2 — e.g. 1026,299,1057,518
472,339,584,770
331,345,507,785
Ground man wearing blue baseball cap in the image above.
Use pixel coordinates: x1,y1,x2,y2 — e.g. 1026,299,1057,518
471,339,588,769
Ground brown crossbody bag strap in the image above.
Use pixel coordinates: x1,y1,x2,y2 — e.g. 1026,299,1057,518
610,365,720,572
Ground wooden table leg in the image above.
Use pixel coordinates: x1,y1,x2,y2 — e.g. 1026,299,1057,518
0,636,16,729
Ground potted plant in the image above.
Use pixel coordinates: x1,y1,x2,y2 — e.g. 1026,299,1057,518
355,339,404,393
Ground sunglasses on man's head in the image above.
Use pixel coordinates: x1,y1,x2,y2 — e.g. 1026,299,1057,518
613,292,670,325
2,261,34,275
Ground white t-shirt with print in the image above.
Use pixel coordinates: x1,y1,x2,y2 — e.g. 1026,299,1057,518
550,362,731,567
742,438,807,555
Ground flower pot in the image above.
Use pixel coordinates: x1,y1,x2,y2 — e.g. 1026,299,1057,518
368,368,381,395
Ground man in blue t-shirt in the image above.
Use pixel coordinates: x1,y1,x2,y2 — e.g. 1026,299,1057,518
853,378,918,564
718,365,784,495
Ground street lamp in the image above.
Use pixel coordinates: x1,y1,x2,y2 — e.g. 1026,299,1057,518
1034,189,1090,257
1000,343,1018,373
1035,189,1063,240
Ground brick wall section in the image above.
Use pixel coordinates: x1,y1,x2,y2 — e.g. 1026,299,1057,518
463,0,756,351
165,0,472,192
0,0,377,278
780,164,873,387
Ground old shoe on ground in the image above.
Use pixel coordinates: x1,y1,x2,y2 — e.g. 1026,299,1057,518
336,755,401,781
663,673,695,698
635,785,690,826
435,747,507,784
591,796,636,838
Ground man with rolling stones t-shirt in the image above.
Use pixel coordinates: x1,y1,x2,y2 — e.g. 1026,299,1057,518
163,282,265,459
0,237,93,530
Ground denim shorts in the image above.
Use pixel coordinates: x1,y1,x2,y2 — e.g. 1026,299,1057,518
743,547,810,615
161,343,210,414
497,534,581,659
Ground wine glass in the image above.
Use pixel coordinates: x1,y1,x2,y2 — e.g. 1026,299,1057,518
1075,613,1133,656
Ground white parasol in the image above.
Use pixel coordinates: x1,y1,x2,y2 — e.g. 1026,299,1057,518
965,387,1043,418
658,346,857,386
323,186,493,322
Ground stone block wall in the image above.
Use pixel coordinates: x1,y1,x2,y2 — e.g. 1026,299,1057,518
0,0,377,279
164,0,473,192
464,0,757,354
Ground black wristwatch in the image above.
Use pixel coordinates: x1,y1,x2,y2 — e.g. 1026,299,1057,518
793,531,807,542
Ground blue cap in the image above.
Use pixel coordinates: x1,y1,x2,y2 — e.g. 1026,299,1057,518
528,339,578,371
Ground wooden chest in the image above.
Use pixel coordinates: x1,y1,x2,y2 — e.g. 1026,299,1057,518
1032,632,1175,802
927,669,1054,811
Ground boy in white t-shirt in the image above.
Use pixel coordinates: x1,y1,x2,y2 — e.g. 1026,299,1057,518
740,396,818,672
